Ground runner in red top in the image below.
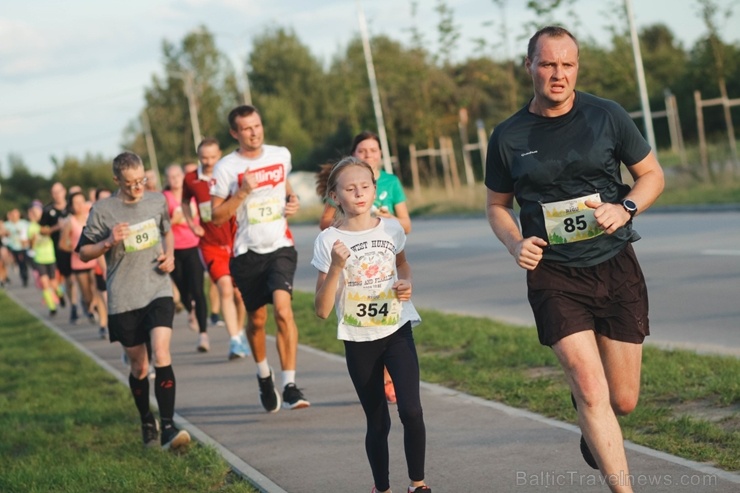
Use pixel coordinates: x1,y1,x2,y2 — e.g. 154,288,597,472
182,137,250,360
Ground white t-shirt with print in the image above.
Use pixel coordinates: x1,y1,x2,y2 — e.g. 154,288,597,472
210,146,294,255
312,218,421,342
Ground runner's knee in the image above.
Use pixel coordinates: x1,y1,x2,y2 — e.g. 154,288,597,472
247,309,268,332
273,304,294,326
611,391,639,416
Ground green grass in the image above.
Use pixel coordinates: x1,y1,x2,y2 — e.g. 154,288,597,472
3,286,740,487
288,291,740,471
0,291,257,493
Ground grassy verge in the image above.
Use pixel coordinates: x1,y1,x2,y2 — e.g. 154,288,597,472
3,286,739,483
0,291,257,493
288,291,740,471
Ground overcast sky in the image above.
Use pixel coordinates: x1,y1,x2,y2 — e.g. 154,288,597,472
1,0,738,178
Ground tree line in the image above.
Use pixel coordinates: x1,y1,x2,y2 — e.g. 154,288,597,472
2,0,738,213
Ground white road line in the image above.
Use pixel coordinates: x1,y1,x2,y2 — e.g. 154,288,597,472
701,249,740,256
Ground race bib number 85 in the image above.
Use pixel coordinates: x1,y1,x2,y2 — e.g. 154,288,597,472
123,218,160,253
541,193,604,245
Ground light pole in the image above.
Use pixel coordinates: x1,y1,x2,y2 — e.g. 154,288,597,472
140,109,161,190
356,0,393,174
170,70,202,153
625,0,657,153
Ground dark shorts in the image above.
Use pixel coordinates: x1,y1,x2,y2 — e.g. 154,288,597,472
230,246,297,312
33,262,57,279
55,249,72,277
95,273,106,292
108,297,174,347
527,243,649,347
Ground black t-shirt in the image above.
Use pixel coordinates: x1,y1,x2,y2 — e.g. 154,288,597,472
485,91,651,267
39,203,68,245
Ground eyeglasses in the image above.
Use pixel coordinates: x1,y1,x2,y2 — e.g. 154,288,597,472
122,177,148,190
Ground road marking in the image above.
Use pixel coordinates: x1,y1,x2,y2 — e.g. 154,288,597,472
701,249,740,256
433,242,461,249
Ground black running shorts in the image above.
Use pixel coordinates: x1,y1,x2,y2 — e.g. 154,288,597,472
108,297,174,347
527,244,649,346
230,246,297,312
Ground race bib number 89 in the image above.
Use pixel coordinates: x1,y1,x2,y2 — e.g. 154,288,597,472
123,219,160,253
541,193,604,245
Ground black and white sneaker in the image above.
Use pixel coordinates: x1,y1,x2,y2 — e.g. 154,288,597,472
282,383,310,410
161,423,190,451
257,369,282,413
141,418,159,448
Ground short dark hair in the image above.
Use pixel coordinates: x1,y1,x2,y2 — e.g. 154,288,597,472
228,105,260,131
527,26,579,60
197,137,221,152
350,130,381,155
112,151,144,179
67,191,86,214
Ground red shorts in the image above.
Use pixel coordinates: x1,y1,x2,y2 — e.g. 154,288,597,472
199,243,233,282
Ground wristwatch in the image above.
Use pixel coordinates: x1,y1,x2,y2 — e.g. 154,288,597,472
622,199,638,218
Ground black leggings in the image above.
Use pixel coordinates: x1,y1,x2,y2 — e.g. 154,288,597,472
344,322,426,491
10,248,29,285
171,247,207,333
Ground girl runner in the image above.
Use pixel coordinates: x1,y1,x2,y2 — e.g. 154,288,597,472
313,157,430,493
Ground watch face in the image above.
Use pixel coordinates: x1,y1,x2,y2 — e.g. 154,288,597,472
623,199,637,215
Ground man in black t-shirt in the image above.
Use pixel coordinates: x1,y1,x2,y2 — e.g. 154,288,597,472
39,182,78,319
486,26,664,492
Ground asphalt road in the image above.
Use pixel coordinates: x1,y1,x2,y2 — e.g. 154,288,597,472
290,210,740,357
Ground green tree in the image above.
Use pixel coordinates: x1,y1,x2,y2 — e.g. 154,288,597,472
0,155,50,214
434,0,461,66
125,26,240,170
523,0,580,34
676,0,740,144
50,154,117,194
248,27,335,169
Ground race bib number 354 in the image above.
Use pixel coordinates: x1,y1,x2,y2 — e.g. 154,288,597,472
123,219,160,252
344,291,402,327
541,193,604,245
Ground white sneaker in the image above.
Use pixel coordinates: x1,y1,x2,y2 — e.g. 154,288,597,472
197,332,210,352
188,311,198,332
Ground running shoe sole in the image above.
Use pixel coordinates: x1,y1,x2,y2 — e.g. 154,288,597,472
162,429,191,451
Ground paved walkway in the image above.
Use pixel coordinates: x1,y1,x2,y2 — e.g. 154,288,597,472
5,282,739,492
